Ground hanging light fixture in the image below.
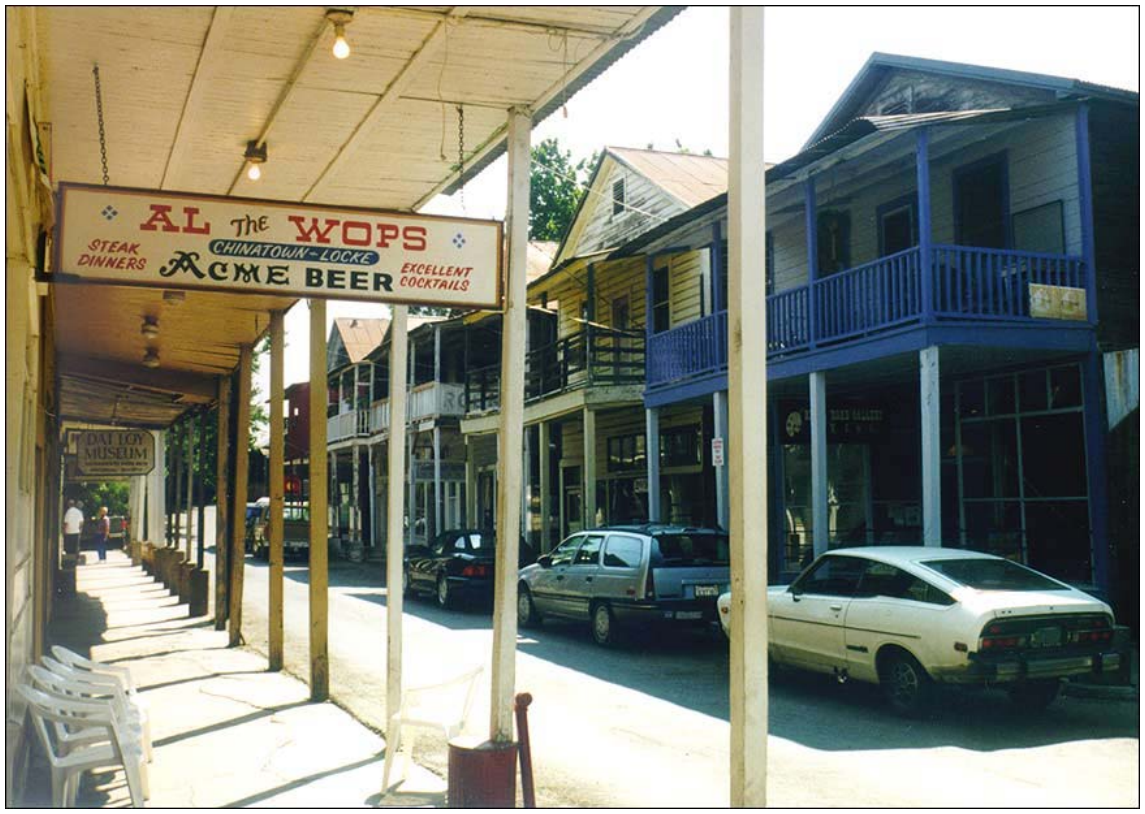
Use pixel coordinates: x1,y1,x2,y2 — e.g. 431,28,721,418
142,348,160,369
326,9,354,59
141,316,159,340
244,140,267,181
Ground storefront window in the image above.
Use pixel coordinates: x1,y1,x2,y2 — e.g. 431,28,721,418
660,426,701,467
607,434,646,472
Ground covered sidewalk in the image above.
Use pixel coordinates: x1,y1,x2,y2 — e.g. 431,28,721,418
27,549,446,808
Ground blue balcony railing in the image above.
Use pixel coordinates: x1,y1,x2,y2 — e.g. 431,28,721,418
647,245,1087,389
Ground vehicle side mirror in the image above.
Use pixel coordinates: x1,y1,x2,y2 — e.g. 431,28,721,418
537,554,552,569
789,584,803,601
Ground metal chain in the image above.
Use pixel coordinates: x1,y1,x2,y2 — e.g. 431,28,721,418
92,64,110,185
457,104,465,211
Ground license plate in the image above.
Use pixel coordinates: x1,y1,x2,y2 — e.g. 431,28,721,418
693,585,720,598
676,611,704,620
1031,626,1062,648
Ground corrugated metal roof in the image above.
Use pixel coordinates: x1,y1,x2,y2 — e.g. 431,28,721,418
528,241,558,282
608,147,729,208
333,317,388,363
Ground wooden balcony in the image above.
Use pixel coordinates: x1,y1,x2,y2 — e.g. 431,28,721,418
647,245,1090,390
465,328,645,415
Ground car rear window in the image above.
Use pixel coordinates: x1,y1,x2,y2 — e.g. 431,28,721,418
651,534,729,567
921,558,1066,591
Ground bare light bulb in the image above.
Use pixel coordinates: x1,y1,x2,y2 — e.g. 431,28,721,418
333,26,350,59
247,162,262,181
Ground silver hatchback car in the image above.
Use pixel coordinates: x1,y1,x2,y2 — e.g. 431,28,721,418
517,525,730,646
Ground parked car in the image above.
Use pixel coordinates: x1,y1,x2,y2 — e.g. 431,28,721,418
517,525,730,647
251,502,311,561
716,546,1121,716
404,529,535,609
80,515,127,546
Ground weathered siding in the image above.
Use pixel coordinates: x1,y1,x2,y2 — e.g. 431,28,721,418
667,249,709,326
861,69,1055,118
563,156,686,261
1089,100,1140,351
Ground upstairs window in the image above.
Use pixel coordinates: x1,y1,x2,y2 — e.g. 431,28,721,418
954,153,1009,249
652,264,671,333
612,178,626,216
877,195,918,256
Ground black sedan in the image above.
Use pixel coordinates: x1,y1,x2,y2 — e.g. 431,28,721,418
404,529,535,609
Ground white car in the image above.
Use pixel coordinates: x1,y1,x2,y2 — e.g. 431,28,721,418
717,547,1120,716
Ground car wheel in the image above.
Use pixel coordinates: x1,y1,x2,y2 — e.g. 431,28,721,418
591,602,618,647
436,575,453,609
880,650,933,717
1008,679,1061,711
517,586,541,628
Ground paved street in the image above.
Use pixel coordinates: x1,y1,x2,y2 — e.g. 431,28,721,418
187,522,1136,807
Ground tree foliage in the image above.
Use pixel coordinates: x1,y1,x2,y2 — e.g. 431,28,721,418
529,138,594,241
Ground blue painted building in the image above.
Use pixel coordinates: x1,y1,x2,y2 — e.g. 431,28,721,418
618,54,1138,611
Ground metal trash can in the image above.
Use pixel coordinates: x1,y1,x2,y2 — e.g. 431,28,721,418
447,735,517,807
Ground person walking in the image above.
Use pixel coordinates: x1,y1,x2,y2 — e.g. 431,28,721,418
96,506,111,562
62,499,84,556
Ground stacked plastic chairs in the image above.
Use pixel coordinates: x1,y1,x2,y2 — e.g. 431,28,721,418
20,646,152,807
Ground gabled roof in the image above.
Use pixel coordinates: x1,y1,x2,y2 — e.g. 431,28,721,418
331,317,388,364
528,241,558,282
607,147,729,208
806,52,1139,148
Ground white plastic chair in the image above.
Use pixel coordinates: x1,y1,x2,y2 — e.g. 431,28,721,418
28,666,151,799
17,684,147,807
42,655,152,762
51,646,138,694
381,665,485,795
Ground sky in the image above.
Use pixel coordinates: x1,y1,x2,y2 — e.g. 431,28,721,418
259,5,1140,419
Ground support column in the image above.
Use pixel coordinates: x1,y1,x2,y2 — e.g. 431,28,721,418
920,346,941,546
645,408,661,523
150,429,166,545
172,420,183,548
197,409,207,569
309,300,330,701
810,371,828,557
728,7,768,807
268,310,285,671
1082,347,1110,593
214,380,231,630
713,391,730,531
368,447,377,550
229,344,253,647
583,408,597,528
129,476,145,546
538,421,550,552
434,425,442,540
804,176,818,347
351,436,361,558
386,305,409,734
465,439,476,527
185,417,195,562
490,105,530,743
917,128,933,321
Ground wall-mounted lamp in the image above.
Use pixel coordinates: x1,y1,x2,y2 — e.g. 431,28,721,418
326,9,354,59
244,140,268,181
142,348,161,369
141,317,160,340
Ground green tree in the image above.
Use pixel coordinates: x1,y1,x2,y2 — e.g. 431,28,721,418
529,138,594,241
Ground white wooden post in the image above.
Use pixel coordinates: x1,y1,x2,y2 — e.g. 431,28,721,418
308,300,330,701
490,105,530,742
713,391,730,530
433,425,442,540
386,305,409,734
645,408,661,523
148,430,166,545
268,310,285,671
728,6,768,807
810,371,828,556
538,420,551,552
583,408,597,527
920,346,941,545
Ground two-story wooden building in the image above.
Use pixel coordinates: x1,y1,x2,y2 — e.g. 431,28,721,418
460,148,728,552
623,54,1137,610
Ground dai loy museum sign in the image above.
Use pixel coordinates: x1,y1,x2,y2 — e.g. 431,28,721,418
54,183,504,309
75,429,156,477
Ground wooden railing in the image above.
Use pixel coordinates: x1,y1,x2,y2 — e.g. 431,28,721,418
327,409,371,442
647,244,1088,389
646,312,727,384
465,328,645,414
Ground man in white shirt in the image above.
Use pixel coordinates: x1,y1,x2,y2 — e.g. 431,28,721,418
63,499,84,555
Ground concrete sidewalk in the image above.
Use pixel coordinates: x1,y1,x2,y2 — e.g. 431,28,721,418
28,550,446,808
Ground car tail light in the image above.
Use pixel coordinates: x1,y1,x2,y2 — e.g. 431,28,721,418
979,620,1028,651
460,564,489,578
645,569,655,600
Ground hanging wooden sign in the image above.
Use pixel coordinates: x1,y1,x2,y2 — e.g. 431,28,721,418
75,429,156,477
53,183,504,309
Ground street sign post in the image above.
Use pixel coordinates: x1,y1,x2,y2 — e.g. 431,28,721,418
54,183,504,309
